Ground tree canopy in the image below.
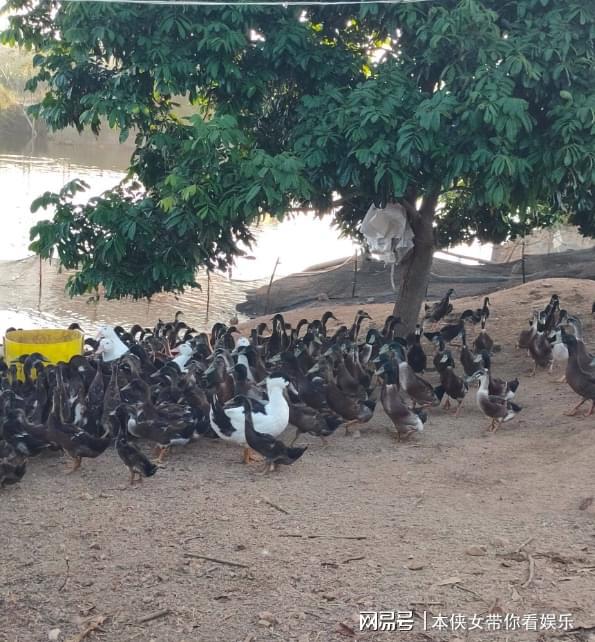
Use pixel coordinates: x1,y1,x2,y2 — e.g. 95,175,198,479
2,0,594,318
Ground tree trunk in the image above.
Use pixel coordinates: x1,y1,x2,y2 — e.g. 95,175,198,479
393,195,437,335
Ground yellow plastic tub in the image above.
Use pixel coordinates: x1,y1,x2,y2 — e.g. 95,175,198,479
4,329,84,381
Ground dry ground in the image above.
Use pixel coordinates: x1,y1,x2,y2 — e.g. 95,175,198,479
1,278,595,642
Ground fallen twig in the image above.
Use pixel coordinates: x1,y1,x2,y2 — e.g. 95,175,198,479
182,535,204,545
341,556,366,564
136,609,171,625
66,615,107,642
454,584,487,603
308,535,367,540
279,534,367,540
516,536,534,553
58,557,70,592
262,498,290,515
522,554,536,588
183,553,249,568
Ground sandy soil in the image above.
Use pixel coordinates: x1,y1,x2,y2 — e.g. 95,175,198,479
1,278,595,642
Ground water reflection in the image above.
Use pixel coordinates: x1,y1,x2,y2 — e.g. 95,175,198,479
0,138,354,334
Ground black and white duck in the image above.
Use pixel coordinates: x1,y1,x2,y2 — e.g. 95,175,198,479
240,397,307,474
209,373,293,463
474,369,522,432
478,352,520,400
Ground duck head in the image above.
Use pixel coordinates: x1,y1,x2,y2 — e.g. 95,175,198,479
96,326,129,361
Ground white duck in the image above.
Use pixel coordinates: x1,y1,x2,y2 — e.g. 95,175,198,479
95,337,127,363
96,325,129,362
209,373,293,463
171,342,194,372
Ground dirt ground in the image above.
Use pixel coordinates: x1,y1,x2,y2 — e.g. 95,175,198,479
1,278,595,642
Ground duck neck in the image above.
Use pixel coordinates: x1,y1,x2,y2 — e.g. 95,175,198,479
384,368,398,387
237,354,255,381
266,384,287,408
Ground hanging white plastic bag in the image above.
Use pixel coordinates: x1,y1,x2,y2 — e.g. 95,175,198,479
360,202,414,264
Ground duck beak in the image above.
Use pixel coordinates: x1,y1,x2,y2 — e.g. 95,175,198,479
307,364,320,374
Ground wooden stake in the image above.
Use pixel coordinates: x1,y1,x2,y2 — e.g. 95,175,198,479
205,270,211,323
38,256,42,311
264,257,280,315
351,249,358,298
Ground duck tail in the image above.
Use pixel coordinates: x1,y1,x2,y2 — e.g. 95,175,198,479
286,445,308,462
142,459,158,478
415,408,429,426
362,399,376,412
433,385,446,402
508,401,522,413
322,414,343,434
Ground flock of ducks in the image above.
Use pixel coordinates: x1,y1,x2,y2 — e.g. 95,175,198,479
0,288,592,488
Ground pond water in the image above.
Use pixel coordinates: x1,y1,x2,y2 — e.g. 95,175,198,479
0,137,355,335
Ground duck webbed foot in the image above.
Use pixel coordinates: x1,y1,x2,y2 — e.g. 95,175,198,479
242,447,263,464
454,401,464,418
564,398,587,417
255,460,275,475
584,400,595,417
155,446,170,464
66,456,82,474
343,419,359,435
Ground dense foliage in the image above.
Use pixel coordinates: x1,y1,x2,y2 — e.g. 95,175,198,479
2,0,594,303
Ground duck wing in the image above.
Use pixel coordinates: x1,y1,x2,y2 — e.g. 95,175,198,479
209,395,237,438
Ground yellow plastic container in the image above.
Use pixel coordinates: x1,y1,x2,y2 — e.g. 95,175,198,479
4,329,84,381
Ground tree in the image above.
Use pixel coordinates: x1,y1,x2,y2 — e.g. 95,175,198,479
2,0,594,329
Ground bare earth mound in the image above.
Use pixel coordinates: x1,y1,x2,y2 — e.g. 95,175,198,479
2,278,595,642
238,248,595,316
